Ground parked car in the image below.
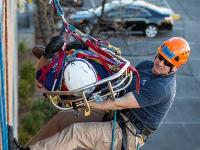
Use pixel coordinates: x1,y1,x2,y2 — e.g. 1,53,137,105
69,0,174,38
60,0,84,7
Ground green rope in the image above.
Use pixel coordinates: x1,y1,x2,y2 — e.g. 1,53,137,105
136,143,140,150
110,110,117,150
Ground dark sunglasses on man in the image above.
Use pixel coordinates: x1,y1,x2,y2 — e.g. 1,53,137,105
157,53,174,68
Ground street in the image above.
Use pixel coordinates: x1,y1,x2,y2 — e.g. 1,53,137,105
84,0,200,149
115,0,200,149
142,0,200,149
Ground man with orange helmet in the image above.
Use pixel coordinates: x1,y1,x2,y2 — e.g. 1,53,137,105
13,37,190,150
155,37,190,74
88,37,191,149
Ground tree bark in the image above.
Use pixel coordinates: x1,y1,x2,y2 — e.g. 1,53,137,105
35,0,56,45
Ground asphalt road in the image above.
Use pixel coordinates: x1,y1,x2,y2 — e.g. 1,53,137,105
84,0,200,150
110,0,200,149
142,0,200,149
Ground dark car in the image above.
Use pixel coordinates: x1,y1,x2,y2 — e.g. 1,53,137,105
69,0,174,38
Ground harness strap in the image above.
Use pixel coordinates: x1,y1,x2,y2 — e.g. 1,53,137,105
78,53,112,74
117,113,146,150
55,50,65,78
119,63,140,94
39,58,57,83
67,49,118,74
117,119,128,150
38,50,65,84
128,65,140,94
121,111,155,138
80,51,118,65
85,40,113,58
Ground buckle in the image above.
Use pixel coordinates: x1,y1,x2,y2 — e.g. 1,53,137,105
142,128,153,137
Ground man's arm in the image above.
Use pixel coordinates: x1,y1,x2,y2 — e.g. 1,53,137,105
90,92,140,111
35,56,51,71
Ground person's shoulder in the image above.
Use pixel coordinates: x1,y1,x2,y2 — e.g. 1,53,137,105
136,60,153,69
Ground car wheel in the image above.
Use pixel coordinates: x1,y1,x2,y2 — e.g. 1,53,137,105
145,25,158,38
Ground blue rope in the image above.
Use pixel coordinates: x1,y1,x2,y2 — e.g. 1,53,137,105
0,2,9,149
53,0,64,17
110,110,117,150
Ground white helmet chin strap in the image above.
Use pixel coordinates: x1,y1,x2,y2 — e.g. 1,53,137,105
63,59,97,95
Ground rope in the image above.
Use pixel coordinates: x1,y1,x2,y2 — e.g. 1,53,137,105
136,144,140,150
110,110,117,150
0,1,9,148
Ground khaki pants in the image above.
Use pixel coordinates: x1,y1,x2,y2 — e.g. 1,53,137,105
29,121,141,150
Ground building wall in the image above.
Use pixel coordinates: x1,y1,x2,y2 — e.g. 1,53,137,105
0,0,18,149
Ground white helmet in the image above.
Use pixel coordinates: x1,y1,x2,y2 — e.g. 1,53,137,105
63,59,97,94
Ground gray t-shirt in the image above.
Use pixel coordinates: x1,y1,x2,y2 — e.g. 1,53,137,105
126,60,176,129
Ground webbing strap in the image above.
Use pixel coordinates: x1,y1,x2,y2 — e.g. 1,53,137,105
78,53,112,74
66,50,114,73
85,40,112,58
55,50,65,78
76,51,118,74
39,58,57,83
128,65,140,94
67,50,116,65
39,50,65,83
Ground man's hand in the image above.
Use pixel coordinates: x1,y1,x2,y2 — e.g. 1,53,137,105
43,35,66,58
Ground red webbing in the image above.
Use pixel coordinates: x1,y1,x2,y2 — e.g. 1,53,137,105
128,65,140,94
39,58,57,82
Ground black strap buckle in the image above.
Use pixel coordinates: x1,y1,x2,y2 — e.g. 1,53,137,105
122,111,155,137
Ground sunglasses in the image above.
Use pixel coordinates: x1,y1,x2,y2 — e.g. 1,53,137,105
157,54,174,67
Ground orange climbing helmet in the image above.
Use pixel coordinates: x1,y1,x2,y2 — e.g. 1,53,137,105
157,37,191,67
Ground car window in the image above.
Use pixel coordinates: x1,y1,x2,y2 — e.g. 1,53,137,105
121,7,137,18
134,7,151,17
106,8,120,17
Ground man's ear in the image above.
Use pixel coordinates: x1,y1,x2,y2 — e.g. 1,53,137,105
172,65,180,72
